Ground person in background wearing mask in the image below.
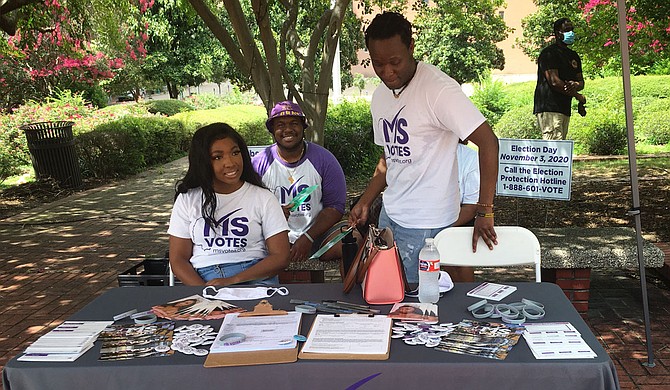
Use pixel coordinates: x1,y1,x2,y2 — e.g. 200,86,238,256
533,18,587,140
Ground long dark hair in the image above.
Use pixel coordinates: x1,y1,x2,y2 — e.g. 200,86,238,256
175,123,265,228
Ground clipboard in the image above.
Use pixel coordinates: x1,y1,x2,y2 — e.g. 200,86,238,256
298,315,391,361
204,301,300,367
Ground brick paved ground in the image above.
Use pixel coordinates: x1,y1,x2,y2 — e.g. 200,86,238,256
2,156,670,389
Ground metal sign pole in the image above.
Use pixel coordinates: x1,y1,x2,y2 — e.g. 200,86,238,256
615,0,654,367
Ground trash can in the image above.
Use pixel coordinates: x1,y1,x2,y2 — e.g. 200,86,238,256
21,121,83,189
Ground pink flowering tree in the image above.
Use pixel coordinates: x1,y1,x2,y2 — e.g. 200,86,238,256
518,0,669,77
100,0,153,101
580,0,670,75
0,0,145,110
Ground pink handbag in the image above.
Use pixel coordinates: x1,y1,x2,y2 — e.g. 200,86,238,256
343,225,408,304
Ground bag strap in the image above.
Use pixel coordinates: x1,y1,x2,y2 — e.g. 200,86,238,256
395,244,411,293
356,245,378,284
343,236,367,293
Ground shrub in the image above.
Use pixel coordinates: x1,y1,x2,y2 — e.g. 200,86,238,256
143,99,194,116
0,90,125,178
185,93,225,110
77,116,189,178
637,99,670,145
493,105,541,140
571,114,628,155
0,115,27,182
237,118,273,146
471,78,510,127
83,84,109,108
589,121,628,155
172,105,267,135
323,100,381,179
221,86,257,105
501,81,535,107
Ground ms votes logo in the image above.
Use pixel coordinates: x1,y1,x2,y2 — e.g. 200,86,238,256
277,178,312,212
381,107,411,158
202,208,249,248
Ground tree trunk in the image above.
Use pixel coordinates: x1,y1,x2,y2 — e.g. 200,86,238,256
166,82,179,99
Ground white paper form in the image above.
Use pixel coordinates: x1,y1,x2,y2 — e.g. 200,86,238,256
523,322,597,359
301,315,392,355
466,282,517,301
210,311,302,353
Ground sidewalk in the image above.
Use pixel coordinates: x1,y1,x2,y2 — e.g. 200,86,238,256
1,156,670,389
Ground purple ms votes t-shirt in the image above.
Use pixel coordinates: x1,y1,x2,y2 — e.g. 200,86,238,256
252,142,346,243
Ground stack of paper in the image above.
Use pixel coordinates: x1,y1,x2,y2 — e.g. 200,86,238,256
18,321,113,362
435,319,525,360
523,322,597,359
466,282,517,301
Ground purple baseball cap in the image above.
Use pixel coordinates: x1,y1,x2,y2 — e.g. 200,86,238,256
265,101,307,132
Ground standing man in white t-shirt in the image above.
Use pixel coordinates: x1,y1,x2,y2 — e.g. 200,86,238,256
349,12,499,283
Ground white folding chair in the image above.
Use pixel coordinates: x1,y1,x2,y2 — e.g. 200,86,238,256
433,226,541,282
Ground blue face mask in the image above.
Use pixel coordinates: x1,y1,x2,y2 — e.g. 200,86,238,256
562,30,575,45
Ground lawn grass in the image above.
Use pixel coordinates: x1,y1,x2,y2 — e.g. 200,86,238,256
0,167,34,190
173,104,266,130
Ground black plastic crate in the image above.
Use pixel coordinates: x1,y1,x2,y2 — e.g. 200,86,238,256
118,258,171,287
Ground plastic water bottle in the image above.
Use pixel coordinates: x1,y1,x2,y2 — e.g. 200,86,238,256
418,238,440,303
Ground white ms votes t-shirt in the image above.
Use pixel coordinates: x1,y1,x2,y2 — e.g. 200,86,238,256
168,183,288,269
370,61,486,229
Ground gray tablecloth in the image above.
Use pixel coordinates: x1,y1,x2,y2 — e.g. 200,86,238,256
3,282,619,390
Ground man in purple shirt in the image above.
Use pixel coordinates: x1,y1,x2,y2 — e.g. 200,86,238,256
252,101,348,263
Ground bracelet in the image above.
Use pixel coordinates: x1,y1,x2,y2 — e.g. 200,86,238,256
475,211,495,218
476,202,494,208
303,232,315,243
219,332,246,346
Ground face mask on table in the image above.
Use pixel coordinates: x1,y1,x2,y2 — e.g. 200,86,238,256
562,30,576,45
202,286,289,301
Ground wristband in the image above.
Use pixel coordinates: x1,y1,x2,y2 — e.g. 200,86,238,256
303,232,315,243
475,211,495,218
218,333,246,346
521,298,545,310
472,303,495,319
522,304,545,320
133,313,157,324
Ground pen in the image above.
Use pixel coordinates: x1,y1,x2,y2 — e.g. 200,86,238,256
289,299,353,314
322,302,380,314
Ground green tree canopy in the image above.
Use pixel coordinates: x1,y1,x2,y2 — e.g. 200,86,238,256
517,0,670,77
187,0,365,144
413,0,511,84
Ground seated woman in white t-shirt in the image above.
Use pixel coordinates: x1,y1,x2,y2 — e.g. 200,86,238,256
168,123,290,286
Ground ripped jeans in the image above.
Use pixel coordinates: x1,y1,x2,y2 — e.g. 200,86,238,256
378,206,450,284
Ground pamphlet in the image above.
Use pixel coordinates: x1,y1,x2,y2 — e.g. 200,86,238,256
435,319,525,360
387,302,438,323
466,282,517,301
18,321,113,362
523,322,597,359
98,321,174,361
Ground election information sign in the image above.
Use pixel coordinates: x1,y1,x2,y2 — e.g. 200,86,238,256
248,145,271,158
496,139,574,201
